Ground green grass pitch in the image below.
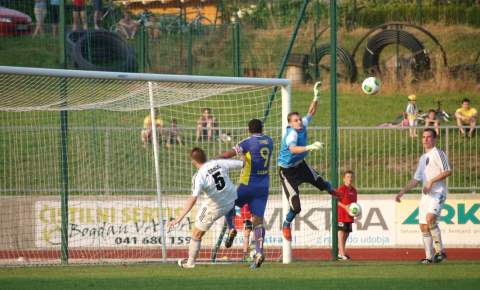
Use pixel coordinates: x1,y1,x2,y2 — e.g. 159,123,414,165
1,261,479,290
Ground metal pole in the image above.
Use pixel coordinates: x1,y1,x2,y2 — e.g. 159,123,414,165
148,82,167,262
59,0,66,69
281,84,292,264
138,24,146,73
262,0,310,122
59,0,69,265
235,22,241,77
187,25,193,75
329,0,339,261
312,0,320,79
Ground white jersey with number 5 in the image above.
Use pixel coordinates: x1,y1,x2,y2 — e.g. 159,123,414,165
191,159,243,208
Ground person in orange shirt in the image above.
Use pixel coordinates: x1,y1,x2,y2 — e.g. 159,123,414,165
335,170,358,260
455,98,478,138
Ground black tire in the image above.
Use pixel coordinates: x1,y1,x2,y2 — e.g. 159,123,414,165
313,44,357,82
72,30,137,72
362,29,431,76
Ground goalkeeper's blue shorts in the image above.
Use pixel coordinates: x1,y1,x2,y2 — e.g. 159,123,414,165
236,184,269,217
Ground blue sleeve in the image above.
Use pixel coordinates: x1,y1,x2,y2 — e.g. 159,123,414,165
302,115,312,127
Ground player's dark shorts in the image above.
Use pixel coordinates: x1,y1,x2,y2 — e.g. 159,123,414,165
93,0,103,11
338,222,353,233
279,160,330,213
235,183,268,217
50,5,59,23
73,4,86,12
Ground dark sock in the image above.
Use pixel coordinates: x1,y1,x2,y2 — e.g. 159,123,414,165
225,208,235,230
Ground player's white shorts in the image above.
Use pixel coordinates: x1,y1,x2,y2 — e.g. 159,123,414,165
195,201,234,232
418,192,446,224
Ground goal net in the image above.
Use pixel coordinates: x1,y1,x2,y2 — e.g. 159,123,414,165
0,66,291,265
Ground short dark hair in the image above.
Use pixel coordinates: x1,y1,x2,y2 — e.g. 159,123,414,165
428,109,436,114
424,128,437,139
202,108,211,113
287,112,300,122
248,119,263,134
344,170,354,176
462,98,470,104
191,147,207,163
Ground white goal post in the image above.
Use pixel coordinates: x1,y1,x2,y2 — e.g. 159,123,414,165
0,66,292,265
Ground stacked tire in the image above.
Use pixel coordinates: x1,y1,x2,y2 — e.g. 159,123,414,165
67,30,137,72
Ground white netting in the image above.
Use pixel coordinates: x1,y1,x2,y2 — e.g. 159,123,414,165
0,67,285,265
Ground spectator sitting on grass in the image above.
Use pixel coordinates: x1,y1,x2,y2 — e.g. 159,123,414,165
117,12,138,40
141,108,163,148
455,98,478,138
424,109,440,136
196,108,218,142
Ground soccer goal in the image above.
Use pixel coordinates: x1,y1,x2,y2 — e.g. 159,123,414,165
0,66,294,265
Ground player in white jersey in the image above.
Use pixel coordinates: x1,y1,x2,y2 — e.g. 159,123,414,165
396,128,451,264
168,147,243,268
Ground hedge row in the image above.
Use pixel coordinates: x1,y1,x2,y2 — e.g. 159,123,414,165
342,4,480,28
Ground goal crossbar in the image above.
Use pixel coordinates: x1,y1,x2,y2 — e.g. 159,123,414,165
0,66,290,87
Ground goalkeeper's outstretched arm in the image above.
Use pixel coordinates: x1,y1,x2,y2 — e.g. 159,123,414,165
307,81,322,117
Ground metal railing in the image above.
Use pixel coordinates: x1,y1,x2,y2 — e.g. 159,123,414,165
1,125,478,194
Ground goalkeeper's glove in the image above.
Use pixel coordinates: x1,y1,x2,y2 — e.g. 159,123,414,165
313,81,322,102
305,141,324,151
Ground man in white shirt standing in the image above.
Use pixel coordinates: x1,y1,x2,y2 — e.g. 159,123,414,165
168,147,243,268
396,128,452,264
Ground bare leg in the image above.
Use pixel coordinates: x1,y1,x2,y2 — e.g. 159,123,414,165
468,118,477,137
94,10,102,29
338,230,349,257
195,123,202,142
73,11,79,31
80,11,88,31
456,118,466,136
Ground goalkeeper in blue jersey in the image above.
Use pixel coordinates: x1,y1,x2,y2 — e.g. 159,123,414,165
217,118,273,268
278,82,336,241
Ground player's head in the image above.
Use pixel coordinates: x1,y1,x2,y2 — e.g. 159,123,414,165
427,109,436,118
462,98,471,109
190,147,207,167
202,108,211,117
422,128,437,149
287,112,303,130
154,108,160,116
343,170,354,186
172,118,177,124
248,119,263,134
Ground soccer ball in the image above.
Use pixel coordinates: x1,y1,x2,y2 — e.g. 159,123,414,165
220,133,232,142
361,77,380,95
348,202,362,217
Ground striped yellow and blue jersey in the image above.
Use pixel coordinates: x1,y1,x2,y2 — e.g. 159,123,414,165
234,134,273,187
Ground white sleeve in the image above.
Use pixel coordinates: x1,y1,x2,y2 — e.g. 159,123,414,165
191,173,202,197
216,159,243,170
413,157,423,181
285,130,298,147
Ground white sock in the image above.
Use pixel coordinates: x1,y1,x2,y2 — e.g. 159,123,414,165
430,224,443,254
422,232,434,260
187,238,201,265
